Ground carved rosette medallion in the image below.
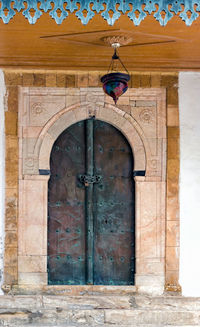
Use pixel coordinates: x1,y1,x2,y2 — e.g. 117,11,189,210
139,109,153,124
25,158,35,168
149,159,157,170
24,157,38,174
31,102,45,116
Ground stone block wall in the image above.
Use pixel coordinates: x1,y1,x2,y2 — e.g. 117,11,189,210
3,70,180,293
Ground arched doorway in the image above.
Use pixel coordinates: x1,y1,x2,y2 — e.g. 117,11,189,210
47,118,135,285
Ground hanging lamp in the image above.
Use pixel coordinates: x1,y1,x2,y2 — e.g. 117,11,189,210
101,43,130,104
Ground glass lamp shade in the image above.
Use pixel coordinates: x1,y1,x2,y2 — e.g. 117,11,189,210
101,72,130,104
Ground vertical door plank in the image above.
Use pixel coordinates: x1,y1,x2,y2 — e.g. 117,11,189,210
93,120,135,285
85,118,94,284
48,121,86,285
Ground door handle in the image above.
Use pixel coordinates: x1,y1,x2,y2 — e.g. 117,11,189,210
79,174,102,187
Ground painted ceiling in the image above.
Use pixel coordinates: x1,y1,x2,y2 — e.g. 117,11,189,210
0,0,200,71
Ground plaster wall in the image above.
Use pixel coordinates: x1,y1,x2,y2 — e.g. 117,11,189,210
0,70,5,293
179,72,200,296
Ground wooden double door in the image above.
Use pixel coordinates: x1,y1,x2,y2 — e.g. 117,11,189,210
48,118,135,285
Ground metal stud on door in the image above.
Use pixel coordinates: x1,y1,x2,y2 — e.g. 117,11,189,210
48,118,135,285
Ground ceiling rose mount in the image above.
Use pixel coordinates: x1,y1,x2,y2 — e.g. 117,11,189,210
101,35,133,47
101,36,130,105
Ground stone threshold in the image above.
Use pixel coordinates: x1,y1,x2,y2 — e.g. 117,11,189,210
0,294,200,309
5,285,137,296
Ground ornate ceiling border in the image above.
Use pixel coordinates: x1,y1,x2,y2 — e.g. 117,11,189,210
0,0,199,26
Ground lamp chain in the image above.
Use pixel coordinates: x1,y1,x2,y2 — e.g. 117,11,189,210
107,48,129,74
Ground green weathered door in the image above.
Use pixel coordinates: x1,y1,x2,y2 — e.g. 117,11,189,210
48,118,135,285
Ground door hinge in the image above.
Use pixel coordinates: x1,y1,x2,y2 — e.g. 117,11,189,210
133,170,145,177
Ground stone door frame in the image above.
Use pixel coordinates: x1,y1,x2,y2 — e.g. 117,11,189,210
17,86,166,295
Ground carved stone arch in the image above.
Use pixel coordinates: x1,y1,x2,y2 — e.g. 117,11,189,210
37,102,147,173
17,87,166,295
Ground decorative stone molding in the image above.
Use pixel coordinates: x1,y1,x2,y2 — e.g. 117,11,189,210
18,86,166,295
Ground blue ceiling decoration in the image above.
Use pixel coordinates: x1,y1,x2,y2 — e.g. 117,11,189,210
0,0,200,26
